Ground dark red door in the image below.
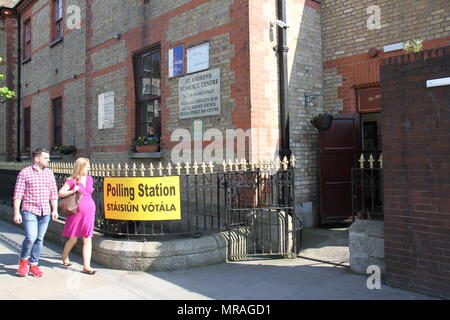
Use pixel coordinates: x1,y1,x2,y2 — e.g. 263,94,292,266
319,113,361,224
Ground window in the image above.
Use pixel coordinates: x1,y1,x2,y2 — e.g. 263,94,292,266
24,107,31,149
52,98,62,146
134,47,161,140
53,0,63,40
23,20,31,60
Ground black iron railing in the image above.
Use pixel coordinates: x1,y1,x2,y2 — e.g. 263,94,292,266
0,159,300,240
351,153,384,220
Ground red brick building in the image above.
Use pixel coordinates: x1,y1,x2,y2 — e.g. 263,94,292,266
1,0,450,298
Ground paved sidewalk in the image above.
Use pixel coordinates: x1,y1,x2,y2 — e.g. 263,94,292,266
0,219,436,300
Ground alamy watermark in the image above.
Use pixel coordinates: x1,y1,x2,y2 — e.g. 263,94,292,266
66,5,81,30
170,127,280,165
366,5,381,30
366,265,382,290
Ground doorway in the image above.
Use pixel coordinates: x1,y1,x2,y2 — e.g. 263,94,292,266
361,112,382,161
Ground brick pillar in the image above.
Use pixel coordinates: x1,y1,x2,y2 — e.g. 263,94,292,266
381,46,450,299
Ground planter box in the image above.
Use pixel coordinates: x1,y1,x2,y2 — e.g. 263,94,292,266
136,144,159,153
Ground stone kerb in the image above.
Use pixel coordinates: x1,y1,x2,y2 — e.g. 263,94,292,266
349,219,385,275
0,204,227,271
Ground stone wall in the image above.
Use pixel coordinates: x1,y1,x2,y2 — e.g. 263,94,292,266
349,219,385,274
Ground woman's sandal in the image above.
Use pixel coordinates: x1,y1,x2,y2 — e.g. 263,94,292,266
81,269,96,275
62,261,72,267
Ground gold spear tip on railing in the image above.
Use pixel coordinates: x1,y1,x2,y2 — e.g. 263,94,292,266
166,162,173,176
157,162,164,176
282,157,288,170
149,163,155,176
359,154,365,168
228,159,234,171
193,161,199,175
290,154,296,168
176,162,182,175
201,161,207,174
368,154,375,169
241,158,247,171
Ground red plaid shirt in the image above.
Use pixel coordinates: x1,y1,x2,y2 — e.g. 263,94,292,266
13,164,58,216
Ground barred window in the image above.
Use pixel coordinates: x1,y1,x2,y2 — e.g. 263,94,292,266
133,47,161,140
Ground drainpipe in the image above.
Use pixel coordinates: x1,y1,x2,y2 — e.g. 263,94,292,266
15,8,21,162
276,0,291,160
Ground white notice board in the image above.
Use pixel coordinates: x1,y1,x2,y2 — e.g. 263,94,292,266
187,43,209,74
98,91,115,129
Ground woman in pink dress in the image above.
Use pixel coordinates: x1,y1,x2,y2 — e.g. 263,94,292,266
58,157,96,275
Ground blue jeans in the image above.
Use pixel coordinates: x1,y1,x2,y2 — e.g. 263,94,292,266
20,210,51,265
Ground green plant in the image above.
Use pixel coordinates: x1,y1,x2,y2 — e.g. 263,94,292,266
132,136,159,147
403,39,424,53
0,57,16,99
52,145,77,155
20,147,30,154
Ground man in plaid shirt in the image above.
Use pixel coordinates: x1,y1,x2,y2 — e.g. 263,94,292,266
13,148,59,277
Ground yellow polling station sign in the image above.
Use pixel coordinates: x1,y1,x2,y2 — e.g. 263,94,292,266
103,176,181,221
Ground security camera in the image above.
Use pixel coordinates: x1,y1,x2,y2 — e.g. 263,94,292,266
270,19,289,29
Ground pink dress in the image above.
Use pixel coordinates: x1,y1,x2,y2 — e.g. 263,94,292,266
62,176,96,238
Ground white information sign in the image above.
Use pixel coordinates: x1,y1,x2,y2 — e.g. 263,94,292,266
98,91,115,129
187,43,209,74
179,68,221,119
192,119,204,141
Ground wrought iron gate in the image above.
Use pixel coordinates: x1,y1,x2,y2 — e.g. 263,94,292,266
224,164,302,260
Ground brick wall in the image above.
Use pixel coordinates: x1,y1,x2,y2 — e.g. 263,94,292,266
322,0,450,114
287,0,323,221
381,46,450,299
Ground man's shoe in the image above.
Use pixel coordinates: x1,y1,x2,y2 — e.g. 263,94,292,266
17,259,29,277
28,264,43,277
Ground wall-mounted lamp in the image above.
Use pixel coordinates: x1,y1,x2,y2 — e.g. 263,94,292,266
304,93,321,106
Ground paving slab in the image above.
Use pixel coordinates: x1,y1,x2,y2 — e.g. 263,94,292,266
0,219,438,300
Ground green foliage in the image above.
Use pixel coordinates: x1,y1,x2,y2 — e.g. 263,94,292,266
0,56,16,99
132,136,159,146
52,145,77,155
403,39,424,53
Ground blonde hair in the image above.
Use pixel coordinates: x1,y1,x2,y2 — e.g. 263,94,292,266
70,158,90,183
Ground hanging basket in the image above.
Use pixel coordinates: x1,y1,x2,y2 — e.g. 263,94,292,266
310,113,333,131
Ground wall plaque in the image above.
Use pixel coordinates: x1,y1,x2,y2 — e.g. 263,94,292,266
179,68,221,119
98,91,115,129
358,87,381,113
